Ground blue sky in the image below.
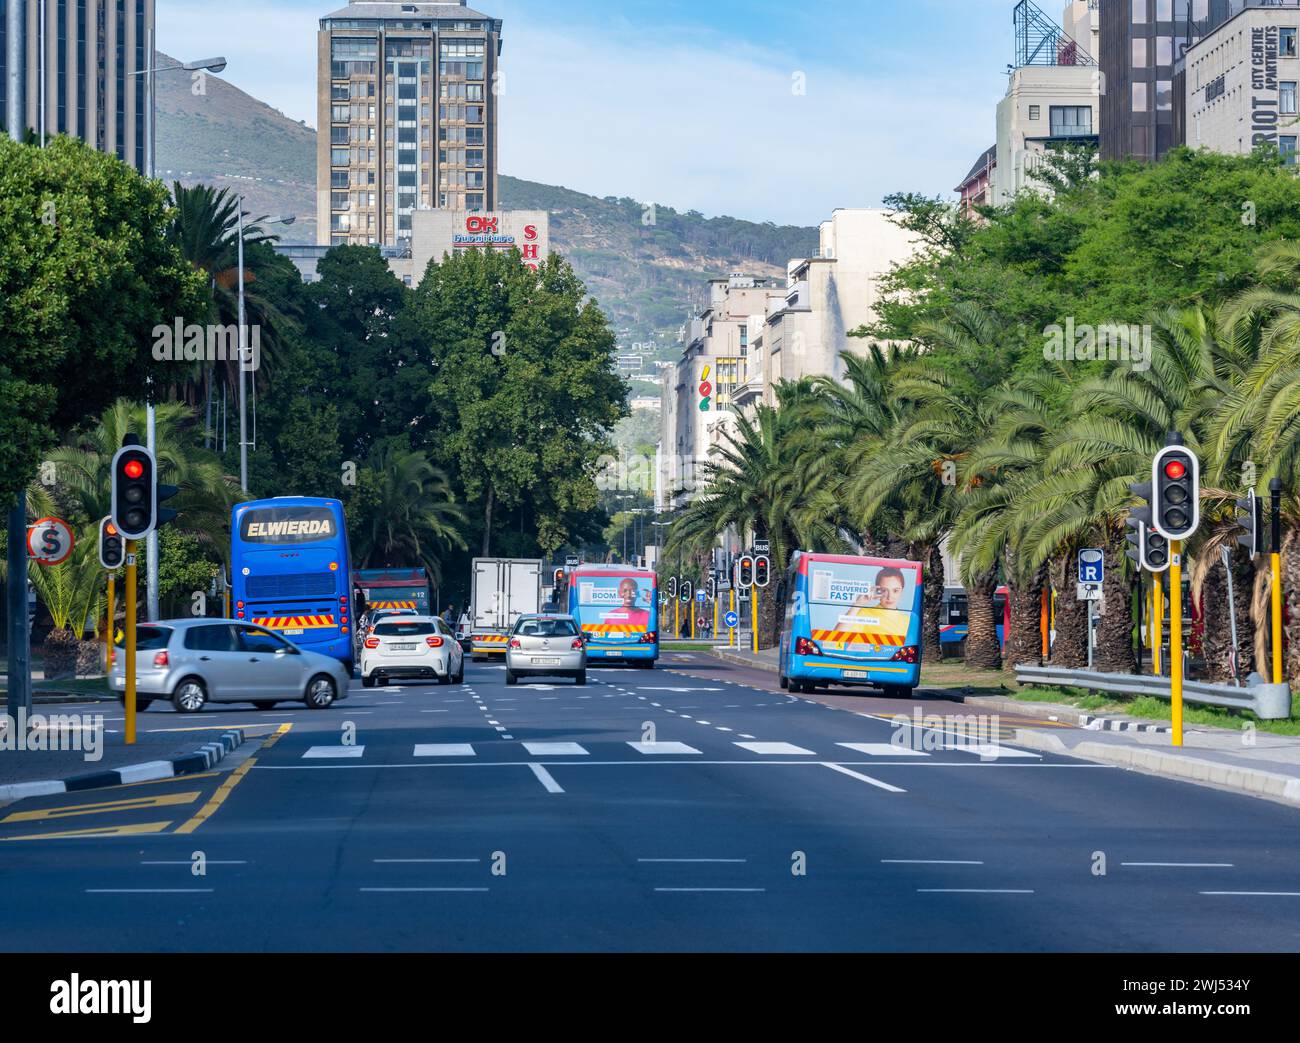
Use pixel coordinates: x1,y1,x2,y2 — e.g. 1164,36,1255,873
160,0,1018,226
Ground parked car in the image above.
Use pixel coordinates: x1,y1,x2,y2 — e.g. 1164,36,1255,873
109,619,351,712
360,615,464,687
505,614,586,686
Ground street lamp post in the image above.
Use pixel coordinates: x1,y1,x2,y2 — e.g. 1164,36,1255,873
237,204,295,491
129,51,227,619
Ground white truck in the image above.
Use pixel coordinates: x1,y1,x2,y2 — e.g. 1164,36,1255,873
469,557,543,660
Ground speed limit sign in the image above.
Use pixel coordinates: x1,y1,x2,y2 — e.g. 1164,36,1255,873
28,516,75,566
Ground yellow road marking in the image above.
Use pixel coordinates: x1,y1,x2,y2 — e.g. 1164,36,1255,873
146,724,280,733
174,723,291,835
3,791,201,824
1,821,172,842
115,771,219,788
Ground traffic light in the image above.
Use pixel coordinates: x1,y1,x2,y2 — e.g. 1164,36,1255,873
1124,510,1169,573
554,567,566,588
680,580,693,603
753,554,770,587
1151,443,1200,541
666,576,678,599
706,574,717,599
737,555,754,588
110,438,155,539
98,517,124,569
1235,489,1263,557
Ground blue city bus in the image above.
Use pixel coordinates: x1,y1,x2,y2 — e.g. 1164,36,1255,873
779,551,923,697
230,497,357,673
567,564,658,667
940,585,1009,653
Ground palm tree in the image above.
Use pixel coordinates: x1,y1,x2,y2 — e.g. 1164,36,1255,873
348,444,468,586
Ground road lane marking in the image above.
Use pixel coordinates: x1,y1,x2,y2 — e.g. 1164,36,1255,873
821,763,906,793
142,859,246,865
414,744,476,757
174,722,291,835
638,858,746,863
654,887,764,893
374,858,480,863
882,859,984,865
87,888,214,893
3,791,201,823
2,821,172,841
917,889,1033,894
626,742,702,755
361,887,489,893
735,742,816,756
837,743,929,757
1124,862,1234,868
303,746,365,759
529,763,565,793
522,742,588,756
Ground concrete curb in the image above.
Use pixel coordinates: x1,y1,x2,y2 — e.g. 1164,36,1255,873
711,647,778,672
0,728,245,804
1012,727,1300,809
966,693,1175,733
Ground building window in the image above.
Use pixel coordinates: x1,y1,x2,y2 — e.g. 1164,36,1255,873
1132,0,1147,25
1132,82,1148,112
331,191,349,210
1028,104,1040,120
1132,38,1148,68
1206,74,1225,103
331,147,349,165
1284,82,1298,115
1050,105,1093,136
1155,0,1171,21
331,170,348,189
1156,79,1172,111
1282,29,1298,59
1131,125,1149,157
1156,37,1172,66
1282,136,1298,165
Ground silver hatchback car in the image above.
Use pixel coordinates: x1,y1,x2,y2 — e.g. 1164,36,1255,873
505,614,586,685
109,619,352,712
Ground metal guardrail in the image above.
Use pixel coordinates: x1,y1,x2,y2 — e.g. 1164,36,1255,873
1014,664,1293,720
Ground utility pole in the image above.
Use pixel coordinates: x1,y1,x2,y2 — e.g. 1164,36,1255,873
7,0,32,722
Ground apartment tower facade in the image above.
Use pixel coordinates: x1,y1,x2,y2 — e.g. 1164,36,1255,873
317,0,503,247
0,0,153,172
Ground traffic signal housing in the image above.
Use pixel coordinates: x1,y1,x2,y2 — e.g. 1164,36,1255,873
1151,444,1200,541
737,555,754,589
753,554,771,587
680,580,693,603
1235,489,1263,557
666,576,678,599
98,517,124,569
1124,510,1169,573
110,440,156,539
706,574,717,599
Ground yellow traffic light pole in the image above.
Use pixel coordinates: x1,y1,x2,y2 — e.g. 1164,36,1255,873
674,597,679,639
751,586,759,654
1271,479,1284,685
729,588,736,648
1152,572,1162,676
105,573,115,672
124,539,138,745
1170,540,1183,747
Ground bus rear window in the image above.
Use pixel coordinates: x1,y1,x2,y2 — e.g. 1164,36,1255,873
239,506,338,544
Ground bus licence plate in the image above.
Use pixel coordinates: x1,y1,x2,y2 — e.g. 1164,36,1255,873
283,628,304,636
606,650,622,656
844,670,868,679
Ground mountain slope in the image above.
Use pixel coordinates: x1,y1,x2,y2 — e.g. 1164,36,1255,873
154,55,819,352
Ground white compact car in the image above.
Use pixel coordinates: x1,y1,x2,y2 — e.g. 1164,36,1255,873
360,615,464,687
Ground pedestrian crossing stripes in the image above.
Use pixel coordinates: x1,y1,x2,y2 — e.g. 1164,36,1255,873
299,741,1043,761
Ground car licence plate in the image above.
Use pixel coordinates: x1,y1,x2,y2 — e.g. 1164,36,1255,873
533,657,561,665
392,643,416,651
844,670,868,679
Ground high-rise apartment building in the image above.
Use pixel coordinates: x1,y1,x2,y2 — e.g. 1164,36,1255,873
0,0,153,172
1099,0,1234,162
316,0,503,247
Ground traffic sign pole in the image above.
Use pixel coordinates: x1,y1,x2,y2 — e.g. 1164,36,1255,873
1170,540,1183,747
690,602,696,641
125,540,138,746
729,588,736,648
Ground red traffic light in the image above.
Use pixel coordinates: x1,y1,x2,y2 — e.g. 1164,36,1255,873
124,459,144,479
1163,460,1187,480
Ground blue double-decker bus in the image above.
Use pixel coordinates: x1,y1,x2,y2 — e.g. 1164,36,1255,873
567,564,658,667
779,551,923,697
231,497,356,673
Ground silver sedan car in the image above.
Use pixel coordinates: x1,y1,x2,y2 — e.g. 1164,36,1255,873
505,614,586,685
109,618,352,712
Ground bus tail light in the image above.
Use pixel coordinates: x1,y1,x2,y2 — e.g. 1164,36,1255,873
639,631,657,644
425,636,444,648
891,645,918,664
364,638,380,649
236,611,245,619
153,651,169,668
795,636,821,656
236,601,244,610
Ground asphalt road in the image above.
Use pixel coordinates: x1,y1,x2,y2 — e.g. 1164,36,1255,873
2,651,1299,952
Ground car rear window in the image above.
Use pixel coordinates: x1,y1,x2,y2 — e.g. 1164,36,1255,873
516,619,578,637
115,626,172,650
375,621,437,636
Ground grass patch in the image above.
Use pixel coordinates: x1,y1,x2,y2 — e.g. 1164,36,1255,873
664,642,718,652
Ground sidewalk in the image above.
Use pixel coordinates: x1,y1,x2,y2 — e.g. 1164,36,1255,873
710,645,1300,811
0,701,245,804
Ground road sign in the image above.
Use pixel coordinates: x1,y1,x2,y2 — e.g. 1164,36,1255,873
1078,548,1104,585
695,590,705,603
27,517,74,566
1077,582,1102,602
753,539,770,554
565,555,580,568
696,617,706,628
724,610,739,628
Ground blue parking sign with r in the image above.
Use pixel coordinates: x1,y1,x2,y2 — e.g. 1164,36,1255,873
1078,549,1104,584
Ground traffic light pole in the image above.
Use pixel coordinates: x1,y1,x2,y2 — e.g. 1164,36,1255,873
751,587,759,654
105,574,115,672
1152,573,1162,677
730,588,736,648
6,499,31,719
1170,540,1183,747
125,539,138,745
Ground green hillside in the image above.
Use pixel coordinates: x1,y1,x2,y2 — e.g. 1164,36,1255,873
154,54,819,354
